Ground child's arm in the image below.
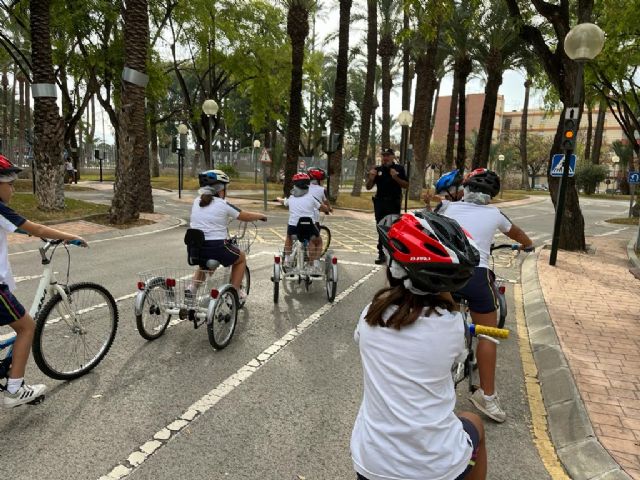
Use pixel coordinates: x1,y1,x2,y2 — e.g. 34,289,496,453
19,220,87,246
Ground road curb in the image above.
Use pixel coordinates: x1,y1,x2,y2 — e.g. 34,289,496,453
8,215,185,255
521,252,631,480
626,232,640,269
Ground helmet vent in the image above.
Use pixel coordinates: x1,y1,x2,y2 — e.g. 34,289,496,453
390,238,409,254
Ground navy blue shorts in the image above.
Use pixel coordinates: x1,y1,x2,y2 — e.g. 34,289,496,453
456,267,498,314
355,418,481,480
287,224,319,239
0,285,26,326
198,240,241,269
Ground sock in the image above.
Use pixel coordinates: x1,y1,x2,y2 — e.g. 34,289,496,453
7,377,23,394
285,255,290,263
483,392,496,401
314,260,320,268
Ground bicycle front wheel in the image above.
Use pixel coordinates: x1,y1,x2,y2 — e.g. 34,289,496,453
319,226,331,256
33,282,118,381
136,277,172,340
496,289,507,329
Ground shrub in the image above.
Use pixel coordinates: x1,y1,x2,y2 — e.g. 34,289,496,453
216,164,239,178
575,163,608,195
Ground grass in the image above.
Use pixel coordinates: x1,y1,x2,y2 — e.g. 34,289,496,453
605,217,639,225
14,179,94,192
8,193,109,223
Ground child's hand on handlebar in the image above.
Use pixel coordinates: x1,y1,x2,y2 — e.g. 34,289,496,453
67,236,88,247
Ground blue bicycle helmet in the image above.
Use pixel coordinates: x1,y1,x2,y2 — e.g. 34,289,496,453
435,169,463,194
198,169,230,187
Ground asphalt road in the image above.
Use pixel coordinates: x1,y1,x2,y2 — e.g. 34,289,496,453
0,190,633,480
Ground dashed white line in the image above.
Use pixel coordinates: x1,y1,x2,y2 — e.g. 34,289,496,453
98,265,381,480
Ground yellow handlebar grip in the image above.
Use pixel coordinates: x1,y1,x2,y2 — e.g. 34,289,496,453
472,324,510,339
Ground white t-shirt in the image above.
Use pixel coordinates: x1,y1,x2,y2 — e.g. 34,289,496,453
0,202,26,291
284,192,320,227
190,196,240,241
441,202,512,268
351,304,472,480
309,184,326,223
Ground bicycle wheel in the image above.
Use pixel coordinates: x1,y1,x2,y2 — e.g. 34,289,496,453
325,256,337,302
238,266,250,308
319,226,331,256
33,282,118,381
272,263,280,304
207,285,238,350
496,289,507,329
136,277,171,340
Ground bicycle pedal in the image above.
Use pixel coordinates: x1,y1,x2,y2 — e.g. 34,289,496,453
27,395,45,406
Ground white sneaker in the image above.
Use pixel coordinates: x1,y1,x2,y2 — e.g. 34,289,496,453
3,382,47,409
238,290,247,304
470,388,506,423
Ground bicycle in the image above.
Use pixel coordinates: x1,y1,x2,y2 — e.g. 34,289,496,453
318,212,332,257
0,239,118,385
134,221,257,350
490,243,535,328
272,217,338,304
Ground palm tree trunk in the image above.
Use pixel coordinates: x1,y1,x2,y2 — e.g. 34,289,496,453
455,55,472,172
284,2,310,196
30,0,65,210
379,33,394,150
2,69,8,155
590,99,606,164
445,70,460,169
149,101,160,177
111,0,152,223
520,79,531,189
328,0,352,202
584,103,593,163
472,51,503,169
351,0,376,197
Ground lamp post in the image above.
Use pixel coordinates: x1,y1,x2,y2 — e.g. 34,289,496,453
177,123,188,199
202,99,219,169
632,130,640,219
252,139,261,184
397,110,413,212
549,22,605,266
611,154,620,193
498,154,505,199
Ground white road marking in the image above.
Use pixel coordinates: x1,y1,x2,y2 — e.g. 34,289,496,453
14,274,43,283
593,226,629,237
511,214,538,221
98,265,382,480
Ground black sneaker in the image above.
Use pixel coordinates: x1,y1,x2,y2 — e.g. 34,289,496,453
374,256,386,265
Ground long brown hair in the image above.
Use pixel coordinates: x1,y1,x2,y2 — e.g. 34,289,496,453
199,194,214,207
365,270,455,329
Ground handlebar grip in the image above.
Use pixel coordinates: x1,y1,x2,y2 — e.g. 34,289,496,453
68,240,84,246
469,324,510,339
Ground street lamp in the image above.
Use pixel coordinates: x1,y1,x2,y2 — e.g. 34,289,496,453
202,99,219,169
177,123,188,199
549,22,605,266
398,110,413,212
611,154,620,192
253,139,261,184
498,154,505,198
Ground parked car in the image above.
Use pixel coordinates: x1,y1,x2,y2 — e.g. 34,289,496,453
533,184,549,191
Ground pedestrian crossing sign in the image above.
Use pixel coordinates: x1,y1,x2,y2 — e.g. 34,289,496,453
550,154,576,178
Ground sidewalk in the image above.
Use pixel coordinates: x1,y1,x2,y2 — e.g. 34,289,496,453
522,236,640,480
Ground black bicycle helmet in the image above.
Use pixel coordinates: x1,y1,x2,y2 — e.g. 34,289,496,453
463,168,500,197
377,212,479,293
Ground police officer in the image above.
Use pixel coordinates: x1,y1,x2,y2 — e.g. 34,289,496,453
366,148,409,264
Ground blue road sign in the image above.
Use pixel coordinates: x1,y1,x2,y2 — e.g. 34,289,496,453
551,154,576,178
628,171,640,185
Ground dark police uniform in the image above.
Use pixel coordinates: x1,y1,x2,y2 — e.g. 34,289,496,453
371,162,407,259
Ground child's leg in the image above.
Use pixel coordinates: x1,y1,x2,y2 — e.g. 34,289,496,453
284,234,292,257
230,252,247,291
7,313,35,379
458,412,486,480
189,268,206,293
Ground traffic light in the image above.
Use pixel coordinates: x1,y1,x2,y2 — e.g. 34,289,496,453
94,149,100,160
561,107,579,150
171,136,178,153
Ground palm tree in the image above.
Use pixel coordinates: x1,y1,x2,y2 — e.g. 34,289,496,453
327,0,352,202
378,0,400,150
111,0,153,223
351,0,376,197
283,0,314,196
30,0,65,210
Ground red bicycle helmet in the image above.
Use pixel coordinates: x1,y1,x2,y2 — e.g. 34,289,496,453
0,155,22,175
463,168,500,197
292,172,311,188
377,212,479,293
307,167,326,181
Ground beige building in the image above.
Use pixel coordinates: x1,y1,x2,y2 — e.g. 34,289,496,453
432,93,506,144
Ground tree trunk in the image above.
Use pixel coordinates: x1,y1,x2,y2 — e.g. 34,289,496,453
111,0,152,223
584,103,593,163
410,33,441,200
520,79,531,189
590,99,606,164
328,0,352,202
17,75,25,168
379,32,394,151
149,101,160,177
8,72,16,163
472,50,503,169
284,3,310,196
30,0,65,211
351,0,376,197
431,78,441,132
455,55,472,172
1,69,7,156
445,70,460,169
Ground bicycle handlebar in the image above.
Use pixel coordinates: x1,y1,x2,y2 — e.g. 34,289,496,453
468,324,510,339
490,243,534,253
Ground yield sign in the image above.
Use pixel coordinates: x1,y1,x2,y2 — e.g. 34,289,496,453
259,148,272,164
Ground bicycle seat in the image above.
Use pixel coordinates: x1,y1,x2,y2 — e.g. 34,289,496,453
294,217,317,242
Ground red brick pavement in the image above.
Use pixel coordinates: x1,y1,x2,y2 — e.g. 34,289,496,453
538,238,640,479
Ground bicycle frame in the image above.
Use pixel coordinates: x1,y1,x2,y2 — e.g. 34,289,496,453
29,243,72,320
